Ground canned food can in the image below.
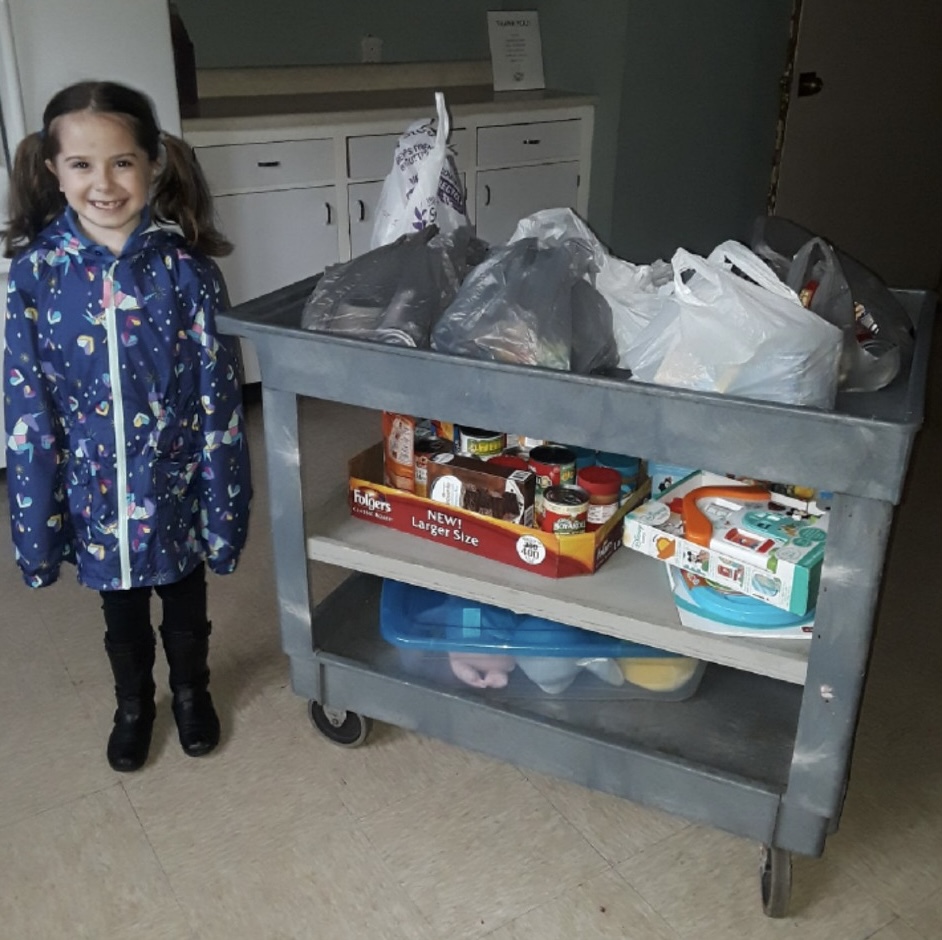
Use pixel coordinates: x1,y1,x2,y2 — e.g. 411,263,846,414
454,426,506,459
540,485,590,536
528,445,577,520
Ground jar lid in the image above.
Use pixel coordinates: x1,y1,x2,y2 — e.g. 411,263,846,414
577,465,622,495
528,445,576,464
488,454,530,472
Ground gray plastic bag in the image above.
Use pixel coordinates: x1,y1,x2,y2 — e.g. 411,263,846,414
430,236,617,373
301,226,472,347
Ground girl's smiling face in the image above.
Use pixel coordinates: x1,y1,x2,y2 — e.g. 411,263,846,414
45,110,156,255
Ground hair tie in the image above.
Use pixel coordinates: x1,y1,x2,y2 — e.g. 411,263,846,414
38,127,47,141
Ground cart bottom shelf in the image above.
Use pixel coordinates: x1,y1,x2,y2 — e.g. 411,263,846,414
298,574,815,850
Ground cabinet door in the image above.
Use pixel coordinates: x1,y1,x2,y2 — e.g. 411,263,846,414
214,186,340,381
214,186,339,303
348,173,469,258
474,162,580,246
348,181,385,258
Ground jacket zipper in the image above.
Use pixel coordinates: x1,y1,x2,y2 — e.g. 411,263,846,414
103,261,132,588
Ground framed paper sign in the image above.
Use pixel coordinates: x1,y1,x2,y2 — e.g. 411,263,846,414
487,11,546,92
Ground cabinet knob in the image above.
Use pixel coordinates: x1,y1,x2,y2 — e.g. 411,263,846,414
797,71,824,97
483,184,491,207
357,199,366,222
256,160,282,168
523,139,541,146
325,203,333,225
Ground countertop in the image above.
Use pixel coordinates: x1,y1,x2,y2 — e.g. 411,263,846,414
182,85,596,139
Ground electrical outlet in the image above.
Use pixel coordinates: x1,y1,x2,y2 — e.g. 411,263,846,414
360,35,383,63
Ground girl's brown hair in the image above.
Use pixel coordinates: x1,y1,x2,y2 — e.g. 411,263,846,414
2,80,232,258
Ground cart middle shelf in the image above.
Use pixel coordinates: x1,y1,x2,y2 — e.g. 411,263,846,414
305,483,811,685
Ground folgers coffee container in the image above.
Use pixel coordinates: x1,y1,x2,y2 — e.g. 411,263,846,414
577,465,622,530
414,438,452,498
540,485,590,536
454,426,505,459
528,444,576,522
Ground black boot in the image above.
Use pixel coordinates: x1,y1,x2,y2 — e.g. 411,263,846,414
104,633,156,772
160,621,220,757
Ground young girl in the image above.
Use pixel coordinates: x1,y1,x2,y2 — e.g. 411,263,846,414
2,81,252,772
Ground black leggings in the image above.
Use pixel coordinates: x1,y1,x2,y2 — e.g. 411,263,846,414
100,563,207,644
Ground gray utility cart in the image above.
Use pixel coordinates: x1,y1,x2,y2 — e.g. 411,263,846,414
218,284,934,918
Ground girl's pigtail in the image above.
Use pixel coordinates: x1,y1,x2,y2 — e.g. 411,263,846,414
152,133,233,257
1,133,65,258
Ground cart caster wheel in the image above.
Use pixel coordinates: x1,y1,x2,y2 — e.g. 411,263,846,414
759,844,792,918
308,701,372,747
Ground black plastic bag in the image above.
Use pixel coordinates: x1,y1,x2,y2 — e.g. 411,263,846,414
301,226,474,347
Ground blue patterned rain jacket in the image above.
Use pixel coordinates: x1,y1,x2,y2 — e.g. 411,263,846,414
4,208,252,590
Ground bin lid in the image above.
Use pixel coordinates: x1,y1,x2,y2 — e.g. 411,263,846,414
380,578,681,657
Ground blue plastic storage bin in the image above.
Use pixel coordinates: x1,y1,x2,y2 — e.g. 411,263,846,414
380,579,705,699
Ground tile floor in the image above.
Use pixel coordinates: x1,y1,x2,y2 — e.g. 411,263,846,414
2,334,941,939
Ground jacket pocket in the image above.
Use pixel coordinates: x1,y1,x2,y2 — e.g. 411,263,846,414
67,457,118,556
153,452,202,545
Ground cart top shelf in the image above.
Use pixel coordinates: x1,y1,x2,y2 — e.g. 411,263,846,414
218,279,935,504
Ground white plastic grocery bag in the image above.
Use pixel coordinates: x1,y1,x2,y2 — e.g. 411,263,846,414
370,92,469,249
622,240,843,408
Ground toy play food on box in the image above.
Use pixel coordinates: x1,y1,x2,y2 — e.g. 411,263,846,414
425,453,535,525
623,470,828,615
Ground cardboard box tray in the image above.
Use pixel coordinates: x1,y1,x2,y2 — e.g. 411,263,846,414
349,443,649,578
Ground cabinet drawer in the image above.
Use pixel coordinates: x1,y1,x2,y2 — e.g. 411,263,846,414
194,139,334,194
347,128,471,180
476,120,582,168
346,134,400,179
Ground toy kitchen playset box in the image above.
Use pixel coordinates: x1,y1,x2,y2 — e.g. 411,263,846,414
623,471,829,615
348,444,649,577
